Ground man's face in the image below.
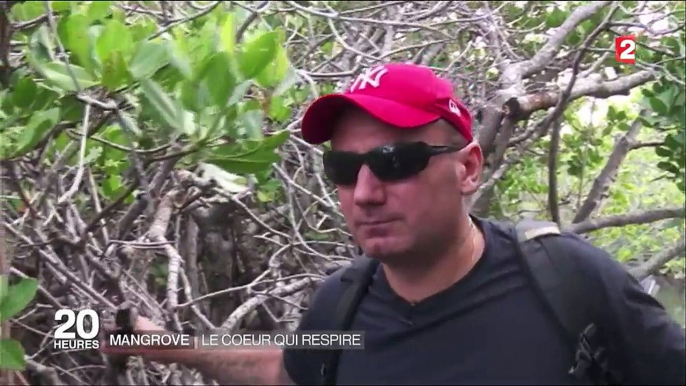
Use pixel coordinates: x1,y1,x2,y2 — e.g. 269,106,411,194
328,108,483,264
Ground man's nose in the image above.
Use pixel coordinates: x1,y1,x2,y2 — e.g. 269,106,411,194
353,165,386,206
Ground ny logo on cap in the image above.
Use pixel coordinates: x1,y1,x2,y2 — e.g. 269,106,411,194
448,99,462,117
348,65,389,93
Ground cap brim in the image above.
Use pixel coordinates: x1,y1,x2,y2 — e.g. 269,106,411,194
301,94,441,144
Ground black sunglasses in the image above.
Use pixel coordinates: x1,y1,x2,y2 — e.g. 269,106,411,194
323,141,462,185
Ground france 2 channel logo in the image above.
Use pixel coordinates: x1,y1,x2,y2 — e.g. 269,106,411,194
615,35,636,64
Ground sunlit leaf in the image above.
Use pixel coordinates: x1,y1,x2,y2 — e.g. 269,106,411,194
0,339,25,370
0,277,38,323
220,13,236,54
86,1,113,23
129,41,170,80
28,58,98,92
12,77,38,109
200,52,237,107
140,78,184,134
11,108,60,158
238,31,279,79
255,45,291,89
102,51,131,91
58,14,95,73
96,19,133,63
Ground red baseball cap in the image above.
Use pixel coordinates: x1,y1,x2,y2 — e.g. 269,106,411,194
300,63,473,145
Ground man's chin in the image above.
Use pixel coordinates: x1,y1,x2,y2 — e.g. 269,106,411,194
359,237,409,260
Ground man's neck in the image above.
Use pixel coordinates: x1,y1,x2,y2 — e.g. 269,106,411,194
382,218,485,304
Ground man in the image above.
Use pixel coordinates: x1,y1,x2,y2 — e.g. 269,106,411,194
102,63,685,385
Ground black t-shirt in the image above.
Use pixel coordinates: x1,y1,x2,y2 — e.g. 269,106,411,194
283,217,685,385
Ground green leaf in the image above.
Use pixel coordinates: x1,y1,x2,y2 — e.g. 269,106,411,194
321,41,334,55
118,111,142,137
213,139,270,159
0,339,25,371
59,95,85,122
10,2,44,22
674,89,685,109
86,1,113,23
0,276,8,304
241,109,264,139
96,19,133,63
200,53,237,107
111,7,126,23
101,173,123,199
228,81,252,106
220,13,236,54
268,96,292,123
546,8,568,28
180,81,206,112
273,67,302,96
51,1,71,12
11,108,60,158
657,161,680,174
602,124,613,136
83,146,103,165
238,31,279,79
29,58,98,92
567,162,582,177
655,146,671,158
128,41,170,80
665,134,681,150
658,88,677,110
12,77,38,109
638,113,660,128
130,19,157,42
262,130,290,149
198,163,249,193
58,14,95,74
566,30,582,46
255,45,291,89
169,41,193,79
206,152,280,174
649,96,669,115
27,87,58,112
0,277,38,323
140,78,184,133
642,88,655,98
102,51,131,91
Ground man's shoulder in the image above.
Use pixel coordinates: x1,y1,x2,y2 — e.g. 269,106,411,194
547,229,628,279
479,216,635,305
479,216,624,275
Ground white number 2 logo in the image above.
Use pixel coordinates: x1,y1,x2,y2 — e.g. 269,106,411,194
618,39,635,60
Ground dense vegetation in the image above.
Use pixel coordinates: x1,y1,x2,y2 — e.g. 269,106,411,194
1,1,684,384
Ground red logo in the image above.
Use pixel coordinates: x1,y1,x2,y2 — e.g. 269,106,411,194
615,36,636,64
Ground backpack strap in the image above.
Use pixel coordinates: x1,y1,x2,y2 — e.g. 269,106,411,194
511,219,621,385
320,253,380,385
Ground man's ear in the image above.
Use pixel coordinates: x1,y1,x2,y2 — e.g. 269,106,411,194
459,141,483,196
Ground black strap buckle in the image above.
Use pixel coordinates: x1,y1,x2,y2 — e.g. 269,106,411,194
569,324,617,385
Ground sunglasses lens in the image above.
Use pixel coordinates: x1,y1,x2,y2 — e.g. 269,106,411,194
323,142,437,185
368,142,431,181
323,152,363,185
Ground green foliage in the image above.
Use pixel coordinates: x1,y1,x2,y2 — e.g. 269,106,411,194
2,2,301,206
0,276,38,371
638,30,686,193
493,4,685,279
496,88,684,278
